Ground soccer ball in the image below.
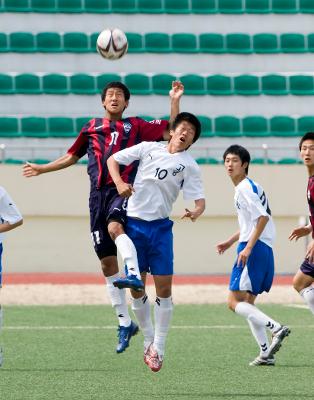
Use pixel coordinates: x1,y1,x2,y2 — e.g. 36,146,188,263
96,28,128,60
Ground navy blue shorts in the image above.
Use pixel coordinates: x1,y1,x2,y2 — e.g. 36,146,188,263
300,259,314,278
89,186,127,259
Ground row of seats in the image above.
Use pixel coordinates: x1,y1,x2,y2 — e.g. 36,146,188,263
1,0,314,14
3,32,314,54
196,157,302,164
1,115,314,138
2,73,314,96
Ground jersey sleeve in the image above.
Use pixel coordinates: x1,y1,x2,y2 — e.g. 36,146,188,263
67,120,92,158
113,142,147,166
137,118,168,142
182,161,205,201
0,188,22,224
240,185,269,220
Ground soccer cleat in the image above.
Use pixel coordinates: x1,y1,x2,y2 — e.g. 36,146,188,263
249,355,275,366
113,274,144,292
268,325,291,358
116,321,139,354
144,344,152,366
147,345,163,372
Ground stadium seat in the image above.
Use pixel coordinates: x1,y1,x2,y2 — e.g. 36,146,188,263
245,0,270,13
164,0,190,13
96,73,122,91
138,0,163,13
152,74,177,95
144,33,171,52
198,116,213,137
63,32,89,52
124,74,151,95
307,33,314,52
0,74,14,94
111,0,137,13
84,0,110,13
253,33,279,53
29,158,51,164
207,75,232,95
70,74,96,94
0,33,8,52
48,117,76,137
214,116,241,137
199,33,225,53
9,32,35,52
261,74,288,95
31,0,57,12
234,75,260,95
290,75,314,95
191,0,217,13
21,117,48,138
180,74,206,95
0,117,20,137
125,33,144,53
272,0,298,13
76,117,92,131
172,33,198,53
251,158,275,164
42,74,69,94
36,32,62,52
4,158,25,164
136,115,155,121
15,74,41,94
299,0,314,13
218,0,244,13
298,116,314,135
242,116,269,137
270,116,296,137
196,158,220,164
277,158,301,164
280,33,307,53
57,0,83,12
3,0,29,11
226,33,252,53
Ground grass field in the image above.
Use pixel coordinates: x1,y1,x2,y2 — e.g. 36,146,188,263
0,304,313,400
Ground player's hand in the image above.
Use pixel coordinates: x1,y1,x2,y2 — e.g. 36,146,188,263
237,247,251,268
181,208,200,222
216,241,231,255
305,240,314,263
116,182,134,198
289,226,312,241
22,162,42,177
169,80,184,100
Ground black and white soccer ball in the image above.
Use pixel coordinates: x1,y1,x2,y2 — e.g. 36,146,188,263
96,28,128,60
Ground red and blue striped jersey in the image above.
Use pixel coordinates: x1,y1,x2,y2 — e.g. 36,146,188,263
67,117,168,190
307,176,314,235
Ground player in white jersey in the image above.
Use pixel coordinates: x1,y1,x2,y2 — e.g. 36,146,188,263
107,112,205,372
216,145,290,366
0,186,23,367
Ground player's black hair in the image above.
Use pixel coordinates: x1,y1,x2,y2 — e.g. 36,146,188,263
101,81,130,102
171,112,201,143
223,144,251,174
299,132,314,150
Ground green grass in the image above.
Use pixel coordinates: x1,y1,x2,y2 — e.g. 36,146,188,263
0,304,313,399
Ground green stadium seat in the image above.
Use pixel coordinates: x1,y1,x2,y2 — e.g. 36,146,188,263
0,74,14,94
218,0,244,13
207,75,232,95
272,0,298,13
198,116,213,137
191,0,217,13
84,0,110,13
290,75,314,95
15,74,41,94
90,32,100,52
300,0,314,13
137,115,155,121
76,117,91,131
21,117,48,138
111,0,137,13
63,32,89,52
234,75,260,95
242,116,269,137
172,33,198,53
251,158,275,164
124,74,151,95
70,74,96,94
0,33,8,52
144,33,171,52
4,158,25,164
29,158,51,164
138,0,163,13
9,32,35,52
4,0,29,11
196,158,220,164
261,74,288,95
164,0,190,13
180,74,206,95
31,0,57,12
42,74,69,94
280,33,307,53
125,33,144,53
214,116,241,137
270,116,296,137
298,116,314,135
199,33,225,53
277,158,301,164
152,74,177,95
307,33,314,52
96,74,122,91
48,117,76,137
226,33,252,53
57,0,83,12
36,32,62,52
245,0,270,13
0,117,20,137
253,33,279,53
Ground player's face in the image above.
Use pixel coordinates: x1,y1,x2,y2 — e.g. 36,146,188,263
103,88,128,115
300,140,314,167
224,153,247,180
170,121,196,150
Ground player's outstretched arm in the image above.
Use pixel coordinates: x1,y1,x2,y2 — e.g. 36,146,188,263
181,198,205,222
23,153,79,177
107,155,134,198
0,219,23,233
216,231,240,255
289,224,312,241
164,81,184,140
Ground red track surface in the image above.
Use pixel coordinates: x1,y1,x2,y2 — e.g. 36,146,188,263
3,273,293,285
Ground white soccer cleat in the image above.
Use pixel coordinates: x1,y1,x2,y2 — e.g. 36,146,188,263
249,355,275,366
268,325,291,358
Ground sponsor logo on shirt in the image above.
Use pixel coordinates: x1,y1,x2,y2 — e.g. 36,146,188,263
95,124,104,130
149,119,161,125
172,163,185,176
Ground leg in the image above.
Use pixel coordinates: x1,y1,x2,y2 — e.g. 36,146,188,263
293,268,314,315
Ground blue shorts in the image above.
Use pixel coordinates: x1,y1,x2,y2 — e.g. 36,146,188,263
126,217,173,275
0,243,3,287
229,240,274,296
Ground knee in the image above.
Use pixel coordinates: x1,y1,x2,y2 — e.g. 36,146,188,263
292,276,304,293
156,288,172,298
107,221,125,241
227,298,236,312
101,257,118,277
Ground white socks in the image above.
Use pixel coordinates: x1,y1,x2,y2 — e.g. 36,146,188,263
153,297,173,357
106,273,131,327
300,286,314,314
235,302,281,333
132,294,154,350
248,320,270,357
115,234,141,279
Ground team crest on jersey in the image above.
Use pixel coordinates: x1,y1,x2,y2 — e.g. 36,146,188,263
123,122,132,134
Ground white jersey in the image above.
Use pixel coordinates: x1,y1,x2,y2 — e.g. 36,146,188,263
113,141,204,221
0,186,22,243
235,177,275,248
